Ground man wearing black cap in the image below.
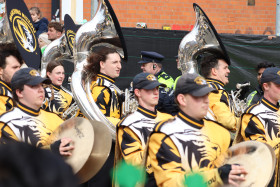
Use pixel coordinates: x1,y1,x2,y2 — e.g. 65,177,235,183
146,73,247,187
138,51,177,115
200,54,237,132
0,43,24,115
116,72,172,167
235,67,280,186
0,68,73,156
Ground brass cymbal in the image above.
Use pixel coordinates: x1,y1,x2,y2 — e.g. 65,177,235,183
219,141,276,187
51,117,112,183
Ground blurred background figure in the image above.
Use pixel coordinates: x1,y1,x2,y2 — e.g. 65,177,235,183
47,22,63,41
0,0,5,18
29,7,49,38
38,32,51,54
246,61,275,106
0,142,78,187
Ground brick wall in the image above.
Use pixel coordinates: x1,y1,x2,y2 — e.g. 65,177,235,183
25,0,276,35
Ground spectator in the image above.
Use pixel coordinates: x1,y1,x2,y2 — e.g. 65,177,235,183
47,22,63,41
38,32,51,54
29,7,49,38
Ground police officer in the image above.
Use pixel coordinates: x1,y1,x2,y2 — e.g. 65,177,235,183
138,51,177,115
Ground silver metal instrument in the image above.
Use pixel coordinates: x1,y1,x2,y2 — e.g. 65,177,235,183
71,0,127,140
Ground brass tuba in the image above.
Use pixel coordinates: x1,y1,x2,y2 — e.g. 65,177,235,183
71,0,127,140
178,3,230,74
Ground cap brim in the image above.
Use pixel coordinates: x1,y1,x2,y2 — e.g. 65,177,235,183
141,82,166,90
190,86,218,97
138,60,150,64
26,77,51,86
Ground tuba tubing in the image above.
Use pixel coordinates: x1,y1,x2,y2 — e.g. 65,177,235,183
71,0,127,140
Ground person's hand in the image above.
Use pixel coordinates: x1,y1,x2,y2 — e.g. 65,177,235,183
228,164,247,187
59,137,74,156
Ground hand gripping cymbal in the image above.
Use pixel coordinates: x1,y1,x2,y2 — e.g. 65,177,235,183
216,141,276,187
50,117,112,183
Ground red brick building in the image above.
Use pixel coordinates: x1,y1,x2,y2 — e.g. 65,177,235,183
25,0,276,35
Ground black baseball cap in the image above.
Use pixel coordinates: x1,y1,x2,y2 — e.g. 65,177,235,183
11,68,51,90
133,72,166,90
261,67,280,85
175,73,217,97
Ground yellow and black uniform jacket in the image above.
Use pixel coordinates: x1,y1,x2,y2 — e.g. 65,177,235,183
206,78,237,131
147,110,230,187
0,80,14,115
0,102,63,148
77,73,121,125
235,97,280,186
116,105,172,166
43,84,74,119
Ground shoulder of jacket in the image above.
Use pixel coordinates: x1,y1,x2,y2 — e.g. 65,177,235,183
154,117,176,132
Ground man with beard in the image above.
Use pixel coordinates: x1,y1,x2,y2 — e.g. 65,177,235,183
200,53,238,132
146,73,247,187
0,43,23,114
0,68,73,156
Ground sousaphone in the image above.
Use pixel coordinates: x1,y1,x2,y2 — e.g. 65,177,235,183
71,0,127,140
178,3,230,75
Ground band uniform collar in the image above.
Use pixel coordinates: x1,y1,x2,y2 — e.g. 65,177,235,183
0,79,12,92
51,83,61,91
261,97,279,112
137,105,157,119
177,110,204,129
97,73,115,84
206,78,225,88
17,102,40,116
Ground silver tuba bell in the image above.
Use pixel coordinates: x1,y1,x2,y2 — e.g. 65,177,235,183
178,3,230,75
0,15,14,43
71,0,127,140
41,34,72,77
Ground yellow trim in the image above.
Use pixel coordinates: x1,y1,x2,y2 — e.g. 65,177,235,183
0,81,12,92
98,74,115,83
18,104,39,116
178,112,203,128
263,99,278,111
138,107,156,118
155,121,166,132
206,79,224,88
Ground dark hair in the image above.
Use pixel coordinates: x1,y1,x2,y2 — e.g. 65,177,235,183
83,47,119,81
200,53,226,78
12,84,24,103
48,22,63,33
256,61,275,72
0,43,24,69
30,7,42,19
0,142,78,187
46,60,64,78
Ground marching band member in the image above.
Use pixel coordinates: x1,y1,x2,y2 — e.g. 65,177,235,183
138,51,177,115
116,72,172,167
200,53,238,132
235,67,280,186
42,60,74,119
0,43,23,115
77,46,122,125
0,68,73,156
79,46,122,187
146,73,247,187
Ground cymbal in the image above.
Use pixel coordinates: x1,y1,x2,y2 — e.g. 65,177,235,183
218,141,276,187
50,117,112,183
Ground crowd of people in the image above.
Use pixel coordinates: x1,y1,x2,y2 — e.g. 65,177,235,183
0,3,279,187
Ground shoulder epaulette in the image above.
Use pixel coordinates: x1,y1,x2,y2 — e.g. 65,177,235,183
154,117,175,132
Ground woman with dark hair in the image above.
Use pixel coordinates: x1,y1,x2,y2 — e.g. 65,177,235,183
42,60,74,119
